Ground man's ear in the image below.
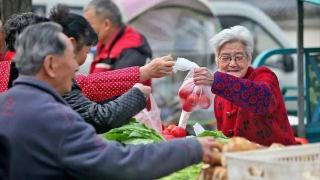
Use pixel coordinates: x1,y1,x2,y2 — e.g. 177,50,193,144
103,19,112,31
42,55,56,78
69,37,77,49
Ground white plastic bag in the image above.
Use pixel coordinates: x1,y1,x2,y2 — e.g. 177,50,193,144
173,57,199,72
134,94,162,133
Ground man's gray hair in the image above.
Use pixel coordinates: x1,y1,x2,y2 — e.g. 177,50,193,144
84,0,123,27
210,25,254,61
14,22,66,75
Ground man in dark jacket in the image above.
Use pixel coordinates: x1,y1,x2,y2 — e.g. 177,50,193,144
84,0,152,86
0,22,220,180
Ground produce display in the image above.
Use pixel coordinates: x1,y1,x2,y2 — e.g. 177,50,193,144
198,137,287,180
103,117,293,180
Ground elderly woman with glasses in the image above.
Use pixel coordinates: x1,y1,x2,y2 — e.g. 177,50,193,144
193,25,296,146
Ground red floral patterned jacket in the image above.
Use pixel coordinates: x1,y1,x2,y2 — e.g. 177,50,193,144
212,66,296,146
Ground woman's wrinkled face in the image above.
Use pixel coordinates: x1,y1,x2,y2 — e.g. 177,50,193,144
216,41,250,78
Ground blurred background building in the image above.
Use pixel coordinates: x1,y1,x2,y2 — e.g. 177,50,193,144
209,0,320,47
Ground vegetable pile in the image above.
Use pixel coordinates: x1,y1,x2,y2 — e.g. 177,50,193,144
162,124,187,140
160,163,203,180
103,119,164,145
197,130,229,142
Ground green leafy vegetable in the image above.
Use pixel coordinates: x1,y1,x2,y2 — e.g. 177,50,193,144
103,119,164,145
197,130,229,142
160,163,202,180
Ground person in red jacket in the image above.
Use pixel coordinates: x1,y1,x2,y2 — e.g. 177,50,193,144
83,0,152,86
1,12,172,102
193,25,296,146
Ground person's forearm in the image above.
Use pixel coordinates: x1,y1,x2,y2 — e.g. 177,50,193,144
75,67,140,102
211,71,276,115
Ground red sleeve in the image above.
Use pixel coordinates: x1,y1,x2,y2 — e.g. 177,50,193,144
0,61,11,92
212,67,280,115
75,66,140,102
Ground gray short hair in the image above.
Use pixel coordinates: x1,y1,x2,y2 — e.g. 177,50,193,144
210,25,254,61
85,0,123,27
14,22,66,75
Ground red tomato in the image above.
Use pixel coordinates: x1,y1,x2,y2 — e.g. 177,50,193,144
178,87,193,100
163,134,175,140
171,126,187,137
186,94,199,107
182,101,193,112
162,129,171,135
182,94,199,112
166,124,177,132
198,96,211,109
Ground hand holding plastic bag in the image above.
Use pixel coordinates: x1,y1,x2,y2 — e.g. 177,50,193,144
134,94,162,133
175,58,213,112
173,57,213,129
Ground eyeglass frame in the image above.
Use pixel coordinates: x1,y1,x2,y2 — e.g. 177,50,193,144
218,53,248,64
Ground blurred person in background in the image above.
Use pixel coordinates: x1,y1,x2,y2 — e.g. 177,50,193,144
0,22,221,179
193,25,296,146
84,0,153,86
1,11,174,133
1,13,49,92
2,12,172,100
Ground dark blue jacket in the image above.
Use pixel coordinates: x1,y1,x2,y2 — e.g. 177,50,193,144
0,76,202,180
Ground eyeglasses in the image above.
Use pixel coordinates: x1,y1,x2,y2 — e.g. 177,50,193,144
218,53,247,64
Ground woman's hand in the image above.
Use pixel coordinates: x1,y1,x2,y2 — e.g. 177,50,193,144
139,55,174,81
193,67,214,86
133,83,151,98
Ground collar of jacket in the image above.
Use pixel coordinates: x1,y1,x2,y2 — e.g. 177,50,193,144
243,66,254,79
95,25,143,61
13,75,68,105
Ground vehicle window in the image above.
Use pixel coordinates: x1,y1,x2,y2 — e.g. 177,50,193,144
130,7,218,121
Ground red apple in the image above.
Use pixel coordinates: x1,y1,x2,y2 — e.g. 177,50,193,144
171,126,187,137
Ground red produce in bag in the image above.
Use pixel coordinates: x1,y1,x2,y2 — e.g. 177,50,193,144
134,94,162,133
173,58,213,129
178,70,213,112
